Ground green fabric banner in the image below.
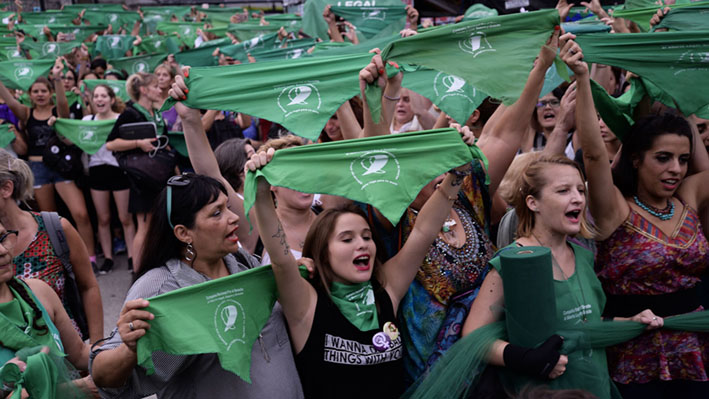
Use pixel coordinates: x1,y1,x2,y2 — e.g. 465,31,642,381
82,79,129,102
21,41,81,59
654,6,709,31
302,0,404,40
0,59,54,91
162,53,372,141
109,52,167,75
83,10,140,31
0,45,26,61
401,65,489,125
243,128,485,225
135,35,181,56
53,118,116,154
249,40,316,62
0,124,14,148
217,33,279,61
94,35,136,60
330,5,407,42
613,1,709,31
227,23,282,41
136,264,278,383
463,4,498,21
575,31,709,117
589,78,644,142
174,37,232,67
141,6,194,18
43,25,106,42
167,131,188,157
155,22,201,47
380,9,560,106
19,12,76,26
63,3,126,12
561,19,611,34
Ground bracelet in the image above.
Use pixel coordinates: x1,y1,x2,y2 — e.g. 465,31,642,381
437,186,456,201
383,94,400,101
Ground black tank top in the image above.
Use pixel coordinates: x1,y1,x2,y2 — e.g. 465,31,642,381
26,108,57,157
295,280,405,399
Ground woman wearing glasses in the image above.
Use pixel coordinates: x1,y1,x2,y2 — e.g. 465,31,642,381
0,149,103,345
0,224,98,398
90,173,303,398
105,72,170,274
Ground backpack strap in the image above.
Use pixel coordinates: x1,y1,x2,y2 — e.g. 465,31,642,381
39,211,73,276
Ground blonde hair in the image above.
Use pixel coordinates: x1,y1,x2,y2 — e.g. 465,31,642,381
126,72,157,102
511,155,594,239
258,135,306,152
0,148,34,202
498,152,543,204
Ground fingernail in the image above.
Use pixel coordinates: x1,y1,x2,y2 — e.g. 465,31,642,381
184,70,189,78
378,68,384,75
181,95,187,100
184,88,189,93
554,25,560,30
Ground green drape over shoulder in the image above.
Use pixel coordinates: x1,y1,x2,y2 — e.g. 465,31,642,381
243,128,486,225
136,265,278,383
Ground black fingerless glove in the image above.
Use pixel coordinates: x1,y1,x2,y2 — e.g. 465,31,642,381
502,334,563,379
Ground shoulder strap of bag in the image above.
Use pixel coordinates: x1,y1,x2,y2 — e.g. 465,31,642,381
39,211,73,276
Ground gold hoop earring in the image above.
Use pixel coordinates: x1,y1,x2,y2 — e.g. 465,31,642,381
185,243,196,262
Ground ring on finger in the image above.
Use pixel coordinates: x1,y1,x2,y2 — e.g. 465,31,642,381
129,321,135,331
653,317,658,321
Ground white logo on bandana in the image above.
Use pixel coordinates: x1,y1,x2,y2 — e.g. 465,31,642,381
433,72,478,106
14,66,33,81
348,149,400,189
458,31,495,57
42,42,58,55
214,299,246,350
362,8,386,21
277,83,322,117
79,127,97,144
132,61,149,73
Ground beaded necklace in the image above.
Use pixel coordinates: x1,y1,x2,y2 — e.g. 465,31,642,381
633,195,674,221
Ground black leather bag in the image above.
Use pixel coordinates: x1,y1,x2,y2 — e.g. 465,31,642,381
42,135,84,180
117,147,177,190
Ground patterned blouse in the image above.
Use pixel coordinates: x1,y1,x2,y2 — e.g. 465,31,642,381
596,203,709,384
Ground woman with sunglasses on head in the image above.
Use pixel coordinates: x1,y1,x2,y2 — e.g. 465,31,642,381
565,35,709,398
0,223,98,398
105,72,169,274
90,173,304,399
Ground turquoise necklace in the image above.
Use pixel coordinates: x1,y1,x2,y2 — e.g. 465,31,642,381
633,195,674,221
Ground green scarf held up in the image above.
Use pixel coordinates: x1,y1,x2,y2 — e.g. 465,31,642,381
136,265,279,383
463,4,499,21
109,53,167,75
575,31,709,117
330,281,379,331
20,41,81,60
155,22,202,47
19,12,76,26
174,37,232,67
400,65,489,125
653,6,709,31
330,5,407,42
161,53,373,141
227,23,282,41
0,59,54,91
612,0,709,31
301,0,404,40
135,35,181,56
82,79,129,102
53,118,116,154
0,124,14,148
94,35,137,60
243,128,487,226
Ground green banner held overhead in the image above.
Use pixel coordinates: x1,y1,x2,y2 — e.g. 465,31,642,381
109,53,167,75
21,41,81,59
463,4,499,21
0,59,54,91
162,53,372,141
44,25,106,42
302,0,404,40
135,35,180,56
401,65,489,125
155,22,201,47
613,1,709,31
218,33,280,61
227,23,282,41
249,40,315,62
19,12,76,26
82,79,129,102
0,124,14,148
330,5,407,41
94,35,136,60
174,37,232,67
243,128,484,225
653,6,709,31
136,264,279,383
53,118,116,154
575,31,709,117
83,10,140,31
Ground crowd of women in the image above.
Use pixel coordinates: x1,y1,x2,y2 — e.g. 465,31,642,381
0,0,708,398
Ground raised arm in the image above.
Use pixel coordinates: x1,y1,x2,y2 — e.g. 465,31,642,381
542,81,577,156
50,58,70,119
359,53,401,137
170,72,259,253
475,28,560,196
335,100,363,140
0,79,29,124
246,149,317,353
562,35,628,238
381,124,475,310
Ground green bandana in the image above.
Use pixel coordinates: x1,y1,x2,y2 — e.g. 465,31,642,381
136,264,279,383
0,124,15,148
109,52,167,75
249,40,315,62
561,19,611,34
380,9,560,106
166,131,188,157
132,101,165,135
20,41,81,59
330,281,379,331
463,4,499,21
653,6,709,31
63,3,125,12
401,65,489,125
201,7,246,27
217,33,280,62
94,35,137,60
82,79,129,102
302,0,404,40
575,31,709,117
0,45,24,62
227,23,282,41
330,5,407,42
42,25,106,42
155,22,201,47
612,1,709,31
263,14,302,27
84,10,140,31
174,37,232,67
53,118,116,154
0,59,54,91
19,12,76,26
161,53,372,141
135,35,181,56
243,128,486,226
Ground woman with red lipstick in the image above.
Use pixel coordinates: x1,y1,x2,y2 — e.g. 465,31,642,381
90,173,304,398
247,124,475,398
566,36,709,398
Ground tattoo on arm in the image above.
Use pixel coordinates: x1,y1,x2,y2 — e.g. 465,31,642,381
272,222,291,255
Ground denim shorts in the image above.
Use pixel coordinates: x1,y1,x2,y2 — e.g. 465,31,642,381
30,161,70,188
